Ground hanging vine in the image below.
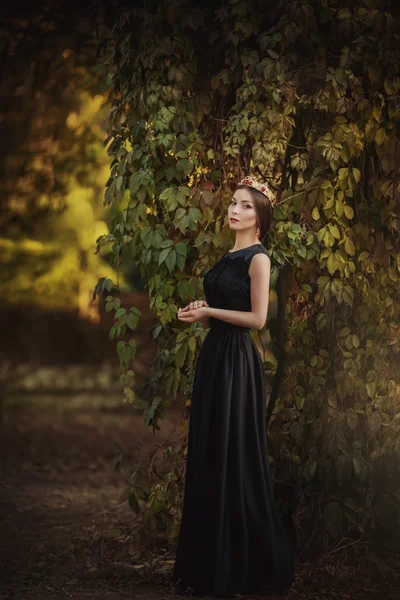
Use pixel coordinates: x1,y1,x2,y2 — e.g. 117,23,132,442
94,0,400,545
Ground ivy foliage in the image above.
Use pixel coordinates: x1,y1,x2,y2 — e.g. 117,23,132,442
96,0,400,543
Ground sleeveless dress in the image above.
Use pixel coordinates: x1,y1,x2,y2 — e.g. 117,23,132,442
172,243,295,597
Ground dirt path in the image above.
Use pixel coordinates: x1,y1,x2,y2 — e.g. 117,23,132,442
0,399,184,600
0,398,399,600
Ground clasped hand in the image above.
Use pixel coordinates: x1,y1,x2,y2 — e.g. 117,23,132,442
177,300,210,324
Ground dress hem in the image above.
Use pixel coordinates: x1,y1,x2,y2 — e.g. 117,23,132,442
172,578,296,598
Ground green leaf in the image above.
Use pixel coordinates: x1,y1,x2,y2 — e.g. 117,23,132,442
159,246,172,265
312,207,320,220
352,168,361,183
104,278,114,292
165,249,176,272
177,158,193,176
344,205,354,219
344,237,355,256
127,313,138,330
328,223,340,239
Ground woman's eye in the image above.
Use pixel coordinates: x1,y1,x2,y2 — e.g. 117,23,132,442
230,201,251,208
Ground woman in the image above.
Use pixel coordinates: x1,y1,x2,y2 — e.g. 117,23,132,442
172,176,295,598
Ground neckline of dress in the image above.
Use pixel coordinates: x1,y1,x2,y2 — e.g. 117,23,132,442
228,243,262,254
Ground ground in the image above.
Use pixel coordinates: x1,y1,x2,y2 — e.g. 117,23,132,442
0,394,399,600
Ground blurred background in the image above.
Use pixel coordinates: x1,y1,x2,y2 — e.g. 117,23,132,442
1,0,127,375
0,3,184,597
1,1,400,599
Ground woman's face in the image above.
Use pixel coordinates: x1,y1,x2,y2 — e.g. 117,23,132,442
228,187,258,233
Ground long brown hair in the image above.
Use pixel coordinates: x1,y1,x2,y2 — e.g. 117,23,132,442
234,183,288,429
233,184,273,243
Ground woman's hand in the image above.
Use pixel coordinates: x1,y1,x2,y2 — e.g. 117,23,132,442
178,306,209,324
178,300,210,325
179,299,209,313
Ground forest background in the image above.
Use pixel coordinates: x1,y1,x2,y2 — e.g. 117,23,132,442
1,0,400,599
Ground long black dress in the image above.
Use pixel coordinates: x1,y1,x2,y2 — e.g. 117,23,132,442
172,243,295,597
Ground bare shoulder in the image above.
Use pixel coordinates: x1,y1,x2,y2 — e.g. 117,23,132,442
248,252,271,277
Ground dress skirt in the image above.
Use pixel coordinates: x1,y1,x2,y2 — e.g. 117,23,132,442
172,319,295,597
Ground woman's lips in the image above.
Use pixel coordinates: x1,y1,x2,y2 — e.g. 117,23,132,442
230,218,239,222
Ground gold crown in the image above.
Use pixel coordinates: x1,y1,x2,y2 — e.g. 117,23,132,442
237,176,276,205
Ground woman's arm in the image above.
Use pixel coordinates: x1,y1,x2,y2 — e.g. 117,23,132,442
178,254,271,330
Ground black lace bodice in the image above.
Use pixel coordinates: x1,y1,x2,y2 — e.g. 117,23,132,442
203,243,270,330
